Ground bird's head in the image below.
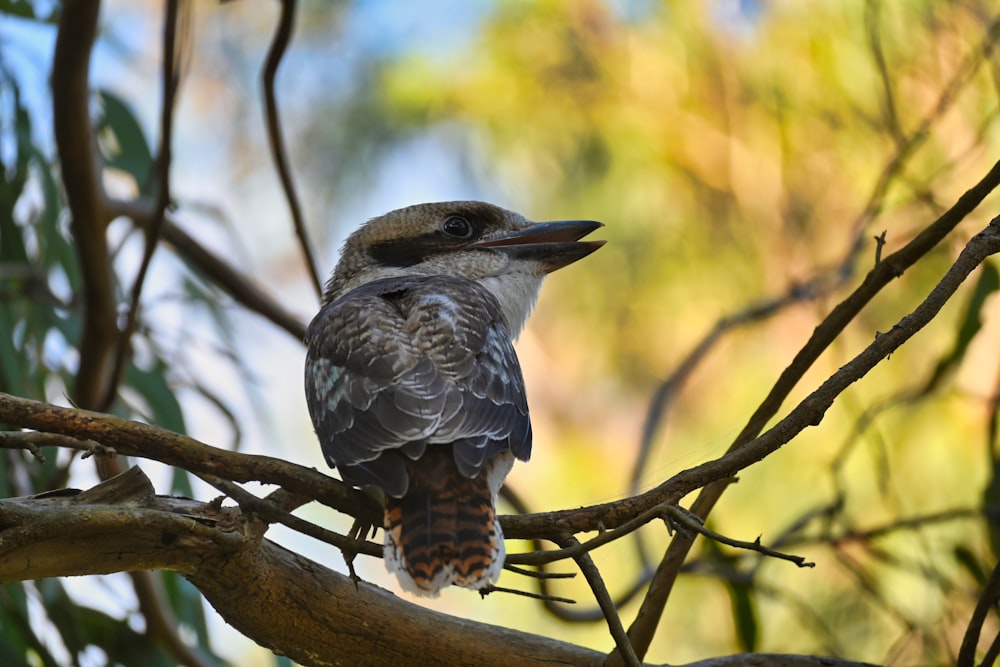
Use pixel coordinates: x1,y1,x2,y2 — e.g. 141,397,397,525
325,201,604,335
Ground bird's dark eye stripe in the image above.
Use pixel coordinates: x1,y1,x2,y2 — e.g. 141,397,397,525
441,215,474,239
369,215,485,269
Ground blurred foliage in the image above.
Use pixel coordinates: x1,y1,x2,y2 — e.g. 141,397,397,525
0,30,230,667
2,0,1000,665
309,1,1000,662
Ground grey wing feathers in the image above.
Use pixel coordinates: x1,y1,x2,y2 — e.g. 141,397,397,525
304,276,531,497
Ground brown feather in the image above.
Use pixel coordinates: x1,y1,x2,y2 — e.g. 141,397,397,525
383,447,505,594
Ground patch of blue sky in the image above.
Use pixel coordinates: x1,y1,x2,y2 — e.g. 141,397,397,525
1,13,57,151
345,0,493,62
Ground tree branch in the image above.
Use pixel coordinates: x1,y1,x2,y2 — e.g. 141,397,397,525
101,0,184,412
0,468,881,667
0,468,606,667
106,198,308,341
608,157,1000,664
663,505,814,569
958,556,1000,667
52,0,117,409
557,535,638,666
0,393,378,523
261,0,323,299
3,205,998,667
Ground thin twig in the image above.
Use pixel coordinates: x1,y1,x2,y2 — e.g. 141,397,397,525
502,563,575,580
958,557,1000,667
873,230,887,265
0,432,47,462
605,205,1000,665
101,0,185,412
663,505,815,568
261,0,323,299
105,199,308,340
0,431,116,463
865,0,904,146
198,473,380,558
0,394,380,524
558,536,639,667
480,585,576,605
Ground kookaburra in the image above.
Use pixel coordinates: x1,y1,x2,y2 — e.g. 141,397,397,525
304,201,603,596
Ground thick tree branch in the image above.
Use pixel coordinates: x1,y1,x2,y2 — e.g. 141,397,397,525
663,505,814,569
0,393,378,523
0,467,243,580
2,214,998,667
0,468,879,667
0,469,604,667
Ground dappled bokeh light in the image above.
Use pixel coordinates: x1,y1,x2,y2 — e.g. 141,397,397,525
3,0,1000,664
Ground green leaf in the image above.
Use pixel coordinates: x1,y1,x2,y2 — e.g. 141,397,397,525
984,453,1000,560
73,604,177,667
0,583,61,667
0,0,58,22
703,533,759,651
0,0,36,19
161,572,226,663
0,71,31,232
123,360,187,435
95,89,155,192
727,580,759,652
953,545,986,586
923,262,1000,393
37,577,189,667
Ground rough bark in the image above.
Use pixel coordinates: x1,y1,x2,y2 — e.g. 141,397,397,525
0,468,604,666
0,468,883,667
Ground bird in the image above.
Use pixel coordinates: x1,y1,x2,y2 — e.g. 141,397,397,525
304,201,603,596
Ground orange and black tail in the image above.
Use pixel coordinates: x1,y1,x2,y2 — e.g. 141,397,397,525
383,448,507,596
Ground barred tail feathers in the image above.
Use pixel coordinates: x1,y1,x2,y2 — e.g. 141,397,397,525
384,448,514,597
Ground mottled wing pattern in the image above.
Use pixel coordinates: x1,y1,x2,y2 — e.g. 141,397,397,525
305,275,531,594
304,275,532,498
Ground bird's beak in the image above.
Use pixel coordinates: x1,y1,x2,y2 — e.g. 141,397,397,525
471,220,605,273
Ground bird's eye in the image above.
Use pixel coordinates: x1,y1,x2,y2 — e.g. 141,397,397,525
441,215,473,239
